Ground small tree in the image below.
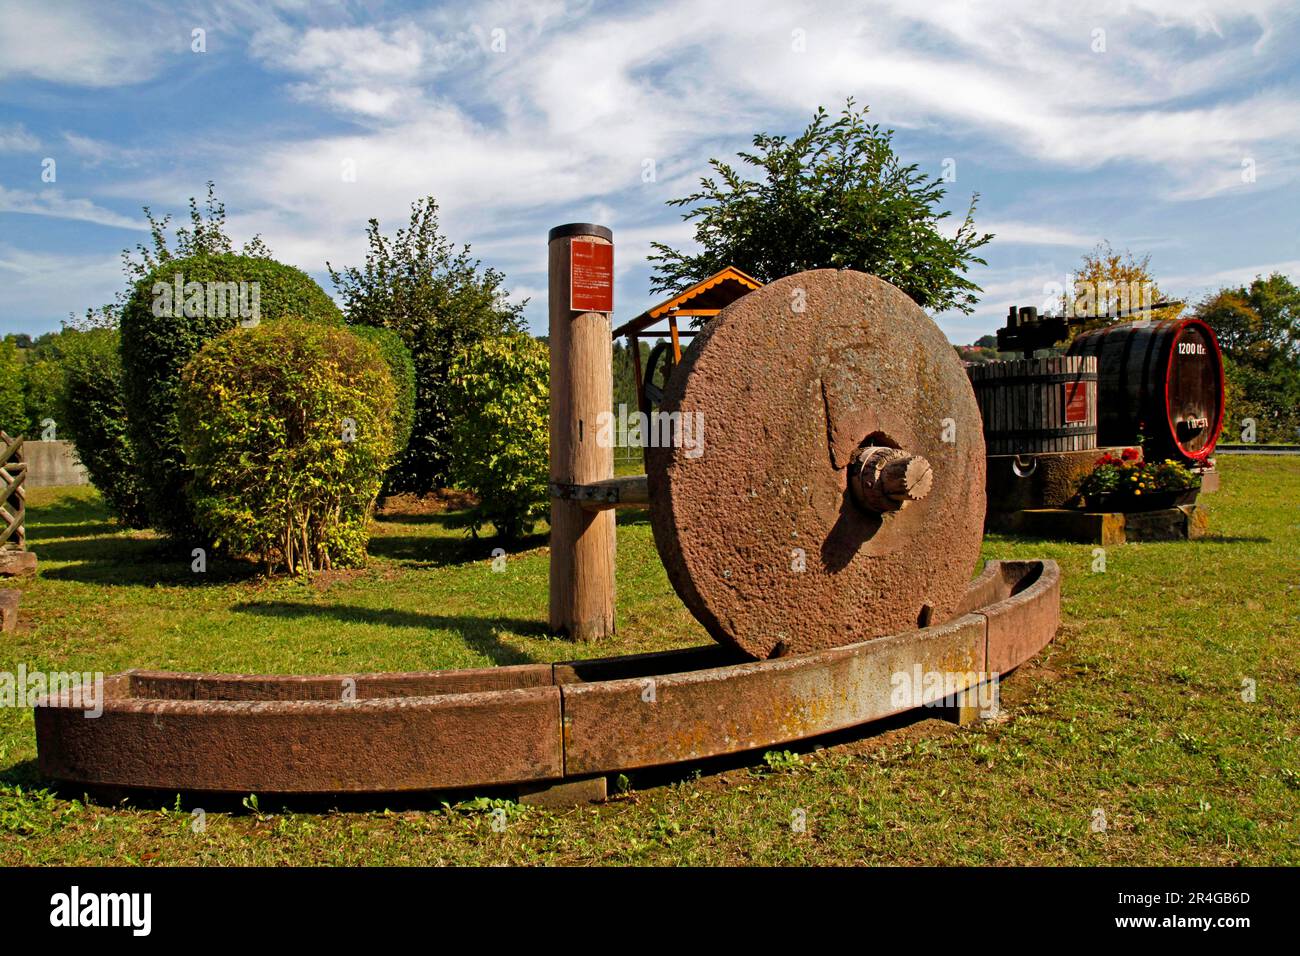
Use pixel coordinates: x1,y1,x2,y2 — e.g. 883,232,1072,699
447,333,549,540
179,319,396,574
329,198,527,495
0,340,27,436
1060,242,1182,336
649,99,993,315
59,182,282,531
57,329,149,527
348,324,417,477
23,354,64,439
69,182,272,332
1197,274,1300,444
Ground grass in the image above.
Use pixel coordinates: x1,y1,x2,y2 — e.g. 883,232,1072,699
1,456,1298,865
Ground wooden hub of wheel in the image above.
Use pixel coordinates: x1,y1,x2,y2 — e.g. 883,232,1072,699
647,269,987,659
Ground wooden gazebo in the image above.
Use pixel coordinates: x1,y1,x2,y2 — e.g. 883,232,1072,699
613,266,762,414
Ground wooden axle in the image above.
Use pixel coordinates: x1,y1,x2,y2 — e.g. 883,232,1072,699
849,446,934,513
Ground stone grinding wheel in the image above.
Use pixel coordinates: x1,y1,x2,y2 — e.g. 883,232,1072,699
646,269,986,660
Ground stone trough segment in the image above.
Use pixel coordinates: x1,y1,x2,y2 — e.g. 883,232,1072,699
34,560,1058,796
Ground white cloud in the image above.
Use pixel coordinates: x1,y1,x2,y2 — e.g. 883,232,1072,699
0,187,144,230
1163,258,1300,298
6,0,1300,334
0,123,39,152
0,0,173,87
0,244,122,332
61,132,148,167
947,220,1099,247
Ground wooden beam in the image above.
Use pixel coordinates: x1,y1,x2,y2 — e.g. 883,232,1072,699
550,475,649,511
631,329,700,338
630,334,647,419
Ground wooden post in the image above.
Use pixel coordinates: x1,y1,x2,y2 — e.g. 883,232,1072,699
549,224,616,641
630,334,647,418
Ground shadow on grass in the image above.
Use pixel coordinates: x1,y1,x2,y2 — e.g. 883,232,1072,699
0,758,41,789
367,530,548,568
25,521,123,541
231,601,543,665
615,507,650,526
373,510,460,528
22,494,106,527
37,536,264,587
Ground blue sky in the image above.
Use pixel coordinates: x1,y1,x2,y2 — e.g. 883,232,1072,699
1,0,1298,343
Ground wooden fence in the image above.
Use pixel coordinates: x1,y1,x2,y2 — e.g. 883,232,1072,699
0,432,27,551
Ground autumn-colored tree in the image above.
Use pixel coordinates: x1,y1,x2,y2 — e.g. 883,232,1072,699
1061,242,1183,339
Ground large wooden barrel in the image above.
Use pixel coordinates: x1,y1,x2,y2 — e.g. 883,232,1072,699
1067,318,1224,463
967,356,1097,455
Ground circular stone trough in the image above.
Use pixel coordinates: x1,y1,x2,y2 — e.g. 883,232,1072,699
34,560,1058,796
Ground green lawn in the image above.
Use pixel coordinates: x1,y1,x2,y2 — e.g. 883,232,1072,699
2,456,1297,865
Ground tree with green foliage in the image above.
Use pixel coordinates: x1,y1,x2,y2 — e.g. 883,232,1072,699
649,100,993,315
53,183,293,530
0,339,28,436
1196,273,1300,444
329,198,528,495
120,252,344,538
57,329,149,527
349,324,417,475
612,339,652,413
68,182,273,332
447,333,549,540
179,319,396,574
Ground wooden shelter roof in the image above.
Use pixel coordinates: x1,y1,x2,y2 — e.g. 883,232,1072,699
612,266,763,337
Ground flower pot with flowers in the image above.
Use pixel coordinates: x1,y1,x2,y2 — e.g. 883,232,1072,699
1077,448,1200,511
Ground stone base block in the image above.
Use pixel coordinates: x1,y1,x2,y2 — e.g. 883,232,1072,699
0,550,36,578
0,590,18,632
985,449,1123,521
1006,505,1209,544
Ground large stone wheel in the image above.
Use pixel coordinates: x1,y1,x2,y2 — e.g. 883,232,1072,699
647,269,986,659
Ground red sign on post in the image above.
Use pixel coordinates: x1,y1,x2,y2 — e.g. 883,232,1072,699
1064,382,1089,423
570,239,613,313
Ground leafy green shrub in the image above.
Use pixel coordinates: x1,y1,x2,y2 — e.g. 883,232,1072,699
329,198,527,495
57,329,149,527
178,318,396,574
348,324,416,466
447,333,549,540
119,253,343,537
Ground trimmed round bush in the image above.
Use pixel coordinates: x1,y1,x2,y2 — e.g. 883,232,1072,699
448,333,549,540
57,329,149,527
120,253,343,538
177,319,396,574
349,323,416,465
